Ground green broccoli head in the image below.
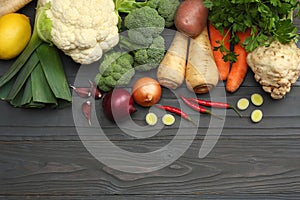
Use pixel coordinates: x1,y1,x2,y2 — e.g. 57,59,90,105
133,36,165,71
147,0,180,28
124,6,165,46
95,51,135,92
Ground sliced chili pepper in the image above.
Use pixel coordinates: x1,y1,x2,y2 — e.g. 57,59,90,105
180,95,224,120
155,105,196,126
187,97,241,117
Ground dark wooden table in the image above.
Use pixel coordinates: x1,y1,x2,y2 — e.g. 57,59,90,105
1,1,300,199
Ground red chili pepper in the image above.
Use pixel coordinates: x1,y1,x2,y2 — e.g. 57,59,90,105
186,97,241,117
180,95,224,120
155,105,196,126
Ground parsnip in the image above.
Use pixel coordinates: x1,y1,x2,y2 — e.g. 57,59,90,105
185,26,219,94
157,31,188,89
0,0,32,17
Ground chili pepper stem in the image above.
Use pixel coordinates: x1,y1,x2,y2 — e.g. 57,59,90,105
205,110,224,120
230,106,242,117
186,116,197,126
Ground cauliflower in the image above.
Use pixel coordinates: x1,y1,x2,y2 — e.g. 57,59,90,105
246,40,300,99
36,0,119,64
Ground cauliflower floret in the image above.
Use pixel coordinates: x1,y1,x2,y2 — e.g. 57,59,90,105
38,0,119,64
247,40,300,99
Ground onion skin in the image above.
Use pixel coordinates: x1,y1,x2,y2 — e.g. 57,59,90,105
132,77,162,107
102,88,137,122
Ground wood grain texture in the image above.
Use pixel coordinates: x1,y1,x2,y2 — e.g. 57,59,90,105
0,0,300,199
0,138,300,196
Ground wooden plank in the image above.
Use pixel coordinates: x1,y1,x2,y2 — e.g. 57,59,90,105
1,195,300,200
0,126,300,141
0,138,300,195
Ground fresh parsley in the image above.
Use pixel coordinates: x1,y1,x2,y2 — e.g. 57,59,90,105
203,0,300,61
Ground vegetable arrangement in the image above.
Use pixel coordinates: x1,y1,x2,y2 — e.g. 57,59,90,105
0,2,71,108
203,0,300,95
237,93,264,123
95,0,181,93
1,0,299,126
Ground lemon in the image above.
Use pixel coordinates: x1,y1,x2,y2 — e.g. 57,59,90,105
0,13,32,60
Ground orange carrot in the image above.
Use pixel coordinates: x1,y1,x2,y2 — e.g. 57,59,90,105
208,23,231,81
226,29,251,93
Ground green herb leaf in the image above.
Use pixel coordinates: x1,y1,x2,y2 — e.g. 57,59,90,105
204,0,300,62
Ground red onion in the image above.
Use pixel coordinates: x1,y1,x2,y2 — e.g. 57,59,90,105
102,88,137,122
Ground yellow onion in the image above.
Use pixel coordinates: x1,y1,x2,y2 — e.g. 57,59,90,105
132,77,162,107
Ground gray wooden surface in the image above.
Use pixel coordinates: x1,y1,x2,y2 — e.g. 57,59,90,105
1,1,300,199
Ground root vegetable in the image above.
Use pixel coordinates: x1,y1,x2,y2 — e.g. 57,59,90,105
208,23,231,81
174,0,208,38
226,29,251,93
185,26,219,94
132,77,162,107
0,0,32,17
157,32,188,89
102,88,137,122
246,40,300,99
